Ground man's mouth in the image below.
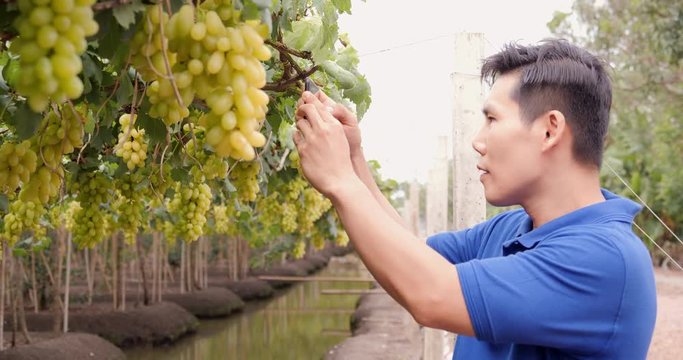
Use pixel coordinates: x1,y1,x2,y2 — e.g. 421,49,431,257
477,165,489,176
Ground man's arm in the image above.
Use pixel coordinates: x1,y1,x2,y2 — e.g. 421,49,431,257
350,150,409,229
331,178,474,335
294,93,474,335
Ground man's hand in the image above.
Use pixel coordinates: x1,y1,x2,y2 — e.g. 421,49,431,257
294,92,358,198
298,91,363,157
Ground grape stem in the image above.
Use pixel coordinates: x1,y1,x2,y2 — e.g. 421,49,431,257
156,4,185,110
92,0,134,12
263,65,319,92
276,148,291,171
265,40,312,60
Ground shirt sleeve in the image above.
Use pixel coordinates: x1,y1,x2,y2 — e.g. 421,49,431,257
426,223,487,264
456,230,625,354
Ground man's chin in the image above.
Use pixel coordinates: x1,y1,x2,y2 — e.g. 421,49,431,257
484,192,517,208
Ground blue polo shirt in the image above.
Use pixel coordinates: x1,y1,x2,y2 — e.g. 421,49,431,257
427,189,657,359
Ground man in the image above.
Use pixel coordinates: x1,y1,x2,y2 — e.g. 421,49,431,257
293,40,657,359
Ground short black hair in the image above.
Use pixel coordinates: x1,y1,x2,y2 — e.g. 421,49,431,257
481,39,612,168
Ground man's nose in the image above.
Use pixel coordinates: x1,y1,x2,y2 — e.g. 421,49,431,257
471,127,486,156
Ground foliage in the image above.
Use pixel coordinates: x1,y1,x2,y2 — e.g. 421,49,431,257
0,0,375,261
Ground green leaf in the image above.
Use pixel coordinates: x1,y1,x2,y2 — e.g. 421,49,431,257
137,111,168,145
14,103,43,140
319,60,357,89
2,59,20,88
0,52,9,67
0,194,8,213
171,167,191,183
242,1,261,19
116,72,134,105
331,0,352,14
113,0,146,29
12,247,28,258
337,44,359,69
82,53,103,86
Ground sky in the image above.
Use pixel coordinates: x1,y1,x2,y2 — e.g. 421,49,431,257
337,0,574,182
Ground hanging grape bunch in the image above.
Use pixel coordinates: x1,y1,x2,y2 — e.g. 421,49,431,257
71,171,111,249
130,2,271,158
0,141,38,194
115,113,149,170
10,0,99,111
229,160,260,202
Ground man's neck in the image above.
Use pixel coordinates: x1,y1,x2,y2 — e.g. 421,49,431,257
522,165,605,229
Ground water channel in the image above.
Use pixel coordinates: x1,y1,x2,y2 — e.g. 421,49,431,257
126,255,371,360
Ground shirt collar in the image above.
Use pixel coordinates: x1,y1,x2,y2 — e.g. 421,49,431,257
503,188,642,252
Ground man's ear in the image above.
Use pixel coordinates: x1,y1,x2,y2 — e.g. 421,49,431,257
540,110,567,152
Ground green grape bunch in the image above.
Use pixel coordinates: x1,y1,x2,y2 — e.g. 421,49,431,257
1,198,46,247
296,187,331,235
213,204,230,234
166,2,271,160
168,179,212,242
20,105,84,204
115,172,148,244
10,0,99,111
114,113,149,170
0,140,38,194
291,239,306,259
280,202,297,233
228,160,260,202
37,105,84,156
71,171,111,248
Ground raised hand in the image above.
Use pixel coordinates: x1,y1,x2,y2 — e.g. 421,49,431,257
294,92,358,198
297,91,363,156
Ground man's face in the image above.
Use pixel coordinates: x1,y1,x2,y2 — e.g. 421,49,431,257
472,73,545,207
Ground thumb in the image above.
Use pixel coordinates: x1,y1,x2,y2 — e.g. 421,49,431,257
331,103,357,125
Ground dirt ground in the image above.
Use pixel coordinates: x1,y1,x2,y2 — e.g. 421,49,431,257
648,268,683,359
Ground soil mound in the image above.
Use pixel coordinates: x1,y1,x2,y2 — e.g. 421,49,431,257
164,288,244,318
0,333,125,360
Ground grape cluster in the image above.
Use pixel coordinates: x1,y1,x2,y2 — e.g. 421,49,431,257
21,105,83,204
115,113,149,170
285,177,307,201
168,179,212,242
1,198,46,246
10,0,99,111
212,204,230,234
115,172,147,244
203,154,228,180
229,160,260,202
254,192,281,230
335,229,349,247
38,106,83,155
130,4,175,81
165,3,271,160
71,171,111,249
311,229,325,250
63,200,81,232
291,239,306,259
281,203,297,233
0,141,38,194
296,188,331,234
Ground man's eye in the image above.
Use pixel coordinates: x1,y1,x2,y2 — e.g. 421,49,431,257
487,116,496,122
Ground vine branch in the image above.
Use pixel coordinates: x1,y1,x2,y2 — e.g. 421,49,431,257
265,40,312,60
263,66,318,92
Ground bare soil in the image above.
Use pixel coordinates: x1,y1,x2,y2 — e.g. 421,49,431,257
648,268,683,360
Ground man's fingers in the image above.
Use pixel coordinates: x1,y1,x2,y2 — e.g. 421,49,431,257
293,129,304,146
296,103,324,129
302,92,336,124
295,115,313,136
331,103,357,125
